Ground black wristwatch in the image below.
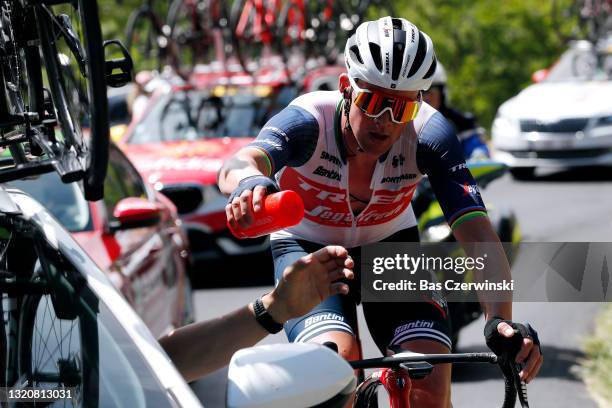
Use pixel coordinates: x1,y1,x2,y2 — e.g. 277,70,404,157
253,296,284,334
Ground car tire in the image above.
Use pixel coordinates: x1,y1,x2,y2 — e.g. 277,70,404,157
510,167,535,180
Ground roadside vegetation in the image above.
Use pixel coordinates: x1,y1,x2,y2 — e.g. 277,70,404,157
582,304,612,406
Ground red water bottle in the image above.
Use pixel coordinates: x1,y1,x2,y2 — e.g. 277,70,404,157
228,191,305,239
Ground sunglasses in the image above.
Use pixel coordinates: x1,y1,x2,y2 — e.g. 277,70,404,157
348,76,422,124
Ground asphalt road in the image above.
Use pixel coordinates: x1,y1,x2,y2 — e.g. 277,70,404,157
189,167,612,407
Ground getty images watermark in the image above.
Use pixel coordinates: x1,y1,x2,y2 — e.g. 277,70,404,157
361,242,612,302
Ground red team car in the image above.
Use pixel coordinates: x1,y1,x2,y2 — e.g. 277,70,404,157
10,144,194,337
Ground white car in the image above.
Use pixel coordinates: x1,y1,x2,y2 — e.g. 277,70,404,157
492,38,612,179
0,186,202,407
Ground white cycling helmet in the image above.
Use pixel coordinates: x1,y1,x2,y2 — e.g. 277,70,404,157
431,62,447,87
344,16,437,91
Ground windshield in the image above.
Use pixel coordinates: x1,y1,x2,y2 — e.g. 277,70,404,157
545,42,612,82
128,88,292,144
7,173,92,232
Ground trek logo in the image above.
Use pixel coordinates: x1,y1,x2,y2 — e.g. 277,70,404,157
394,320,435,336
304,313,344,328
463,183,481,196
320,150,343,167
392,154,406,168
450,163,467,173
313,165,341,181
385,52,390,74
261,126,289,142
381,173,417,183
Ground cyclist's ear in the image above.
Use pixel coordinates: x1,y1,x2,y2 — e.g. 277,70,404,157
338,73,351,97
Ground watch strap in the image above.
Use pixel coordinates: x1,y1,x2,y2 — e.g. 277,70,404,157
253,297,284,334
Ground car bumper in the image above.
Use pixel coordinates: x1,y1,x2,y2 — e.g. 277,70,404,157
493,131,612,168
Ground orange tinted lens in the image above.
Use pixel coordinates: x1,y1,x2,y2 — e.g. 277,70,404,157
395,100,420,123
354,91,420,123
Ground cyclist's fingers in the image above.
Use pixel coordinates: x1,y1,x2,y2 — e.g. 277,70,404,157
515,337,534,364
525,354,544,383
230,196,248,227
252,185,267,212
521,347,542,383
312,245,349,264
328,267,354,282
238,190,254,226
225,203,237,228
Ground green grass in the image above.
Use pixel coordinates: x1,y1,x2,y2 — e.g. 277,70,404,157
582,304,612,407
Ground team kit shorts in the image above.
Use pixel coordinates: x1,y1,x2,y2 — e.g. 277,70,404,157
271,227,453,354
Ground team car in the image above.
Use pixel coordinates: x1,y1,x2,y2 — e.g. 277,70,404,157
117,64,344,263
492,37,612,179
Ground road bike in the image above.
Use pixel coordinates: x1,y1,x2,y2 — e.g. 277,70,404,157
1,0,132,202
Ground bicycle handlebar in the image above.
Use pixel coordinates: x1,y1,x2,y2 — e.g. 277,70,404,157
346,350,529,408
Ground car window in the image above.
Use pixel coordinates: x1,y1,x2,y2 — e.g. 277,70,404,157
103,147,147,222
545,43,612,82
129,88,295,143
7,173,92,232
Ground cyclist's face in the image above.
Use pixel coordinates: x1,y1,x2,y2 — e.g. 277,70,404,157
340,74,419,156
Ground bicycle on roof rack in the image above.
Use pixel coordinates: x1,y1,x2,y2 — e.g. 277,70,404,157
0,0,132,202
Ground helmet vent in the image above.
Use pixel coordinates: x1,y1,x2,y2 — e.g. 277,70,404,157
391,18,403,30
369,42,383,72
408,30,426,78
392,29,406,81
423,57,437,79
349,45,363,64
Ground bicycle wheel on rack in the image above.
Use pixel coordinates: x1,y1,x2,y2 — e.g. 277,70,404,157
34,1,109,201
167,0,221,77
276,0,308,70
0,0,45,160
126,7,166,72
18,290,99,407
230,0,280,75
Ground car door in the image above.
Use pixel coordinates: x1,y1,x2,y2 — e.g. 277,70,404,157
102,146,179,337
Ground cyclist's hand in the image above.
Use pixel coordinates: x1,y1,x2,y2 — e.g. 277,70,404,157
265,246,355,324
226,175,279,229
484,317,543,383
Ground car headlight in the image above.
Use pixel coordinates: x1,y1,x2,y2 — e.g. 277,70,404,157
492,115,520,141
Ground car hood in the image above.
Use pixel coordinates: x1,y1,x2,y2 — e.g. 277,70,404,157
123,138,254,186
497,81,612,121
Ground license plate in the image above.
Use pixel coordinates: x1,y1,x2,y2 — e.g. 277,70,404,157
530,138,575,150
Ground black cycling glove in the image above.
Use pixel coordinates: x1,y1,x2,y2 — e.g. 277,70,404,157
228,175,280,205
484,317,542,363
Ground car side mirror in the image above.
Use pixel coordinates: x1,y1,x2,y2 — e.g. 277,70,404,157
531,68,549,83
226,343,355,408
109,197,161,232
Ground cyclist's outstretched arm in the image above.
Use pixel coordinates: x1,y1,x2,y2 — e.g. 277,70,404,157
418,113,542,383
217,105,319,228
158,246,354,382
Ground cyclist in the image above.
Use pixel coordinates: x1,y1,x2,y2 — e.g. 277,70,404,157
159,245,354,382
218,17,542,407
422,62,490,161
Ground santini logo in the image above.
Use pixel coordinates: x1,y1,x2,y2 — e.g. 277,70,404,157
313,165,341,181
305,313,344,328
381,173,417,183
394,320,435,335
